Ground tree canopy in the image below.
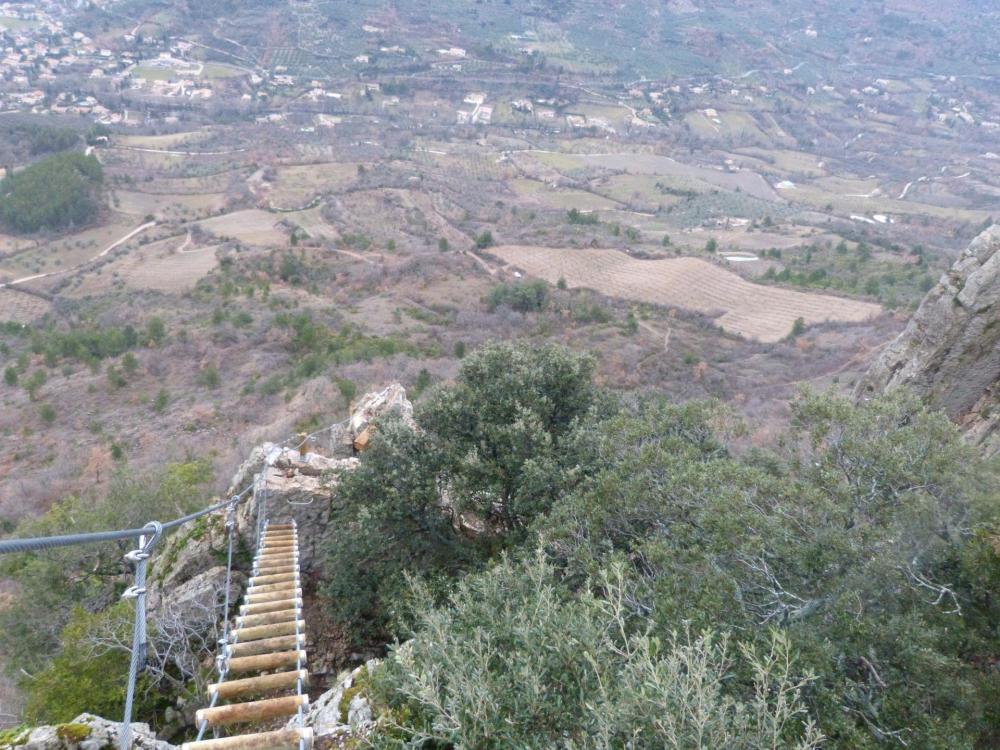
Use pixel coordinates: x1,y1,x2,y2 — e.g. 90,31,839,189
0,151,103,233
324,342,1000,749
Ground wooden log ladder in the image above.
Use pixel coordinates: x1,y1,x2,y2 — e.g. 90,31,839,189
181,523,313,750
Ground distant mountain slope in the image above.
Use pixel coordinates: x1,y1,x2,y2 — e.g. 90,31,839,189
857,225,1000,454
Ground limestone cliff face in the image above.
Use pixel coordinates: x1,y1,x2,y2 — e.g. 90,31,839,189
857,226,1000,455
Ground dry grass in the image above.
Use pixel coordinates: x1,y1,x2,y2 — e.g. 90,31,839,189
194,210,288,246
117,131,212,150
267,162,358,207
114,190,228,219
490,245,882,342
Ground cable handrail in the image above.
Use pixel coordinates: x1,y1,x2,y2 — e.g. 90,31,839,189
0,415,353,748
0,415,351,555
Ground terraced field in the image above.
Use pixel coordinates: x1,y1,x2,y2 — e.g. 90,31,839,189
490,245,882,342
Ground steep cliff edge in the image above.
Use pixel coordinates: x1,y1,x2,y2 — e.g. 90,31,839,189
857,225,1000,455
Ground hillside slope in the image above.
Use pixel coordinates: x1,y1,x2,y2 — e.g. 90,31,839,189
857,225,1000,454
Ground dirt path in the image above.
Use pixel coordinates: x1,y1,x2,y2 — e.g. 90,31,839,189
637,319,671,353
97,221,156,258
329,247,376,265
111,146,247,157
463,250,499,276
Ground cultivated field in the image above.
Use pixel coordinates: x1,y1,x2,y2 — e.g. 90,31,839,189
490,245,883,342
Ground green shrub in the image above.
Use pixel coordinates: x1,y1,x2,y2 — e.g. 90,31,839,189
371,552,823,749
567,208,599,225
24,604,158,724
106,365,126,390
121,352,139,376
324,342,597,642
0,462,213,680
153,388,170,414
487,280,549,312
199,366,220,389
336,377,357,405
146,317,166,344
474,230,494,249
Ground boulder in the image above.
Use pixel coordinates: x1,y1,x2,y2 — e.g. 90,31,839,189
857,225,1000,455
7,714,175,750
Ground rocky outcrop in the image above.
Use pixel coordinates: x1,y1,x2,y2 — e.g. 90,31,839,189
231,447,357,572
148,383,413,599
289,662,378,742
3,714,175,750
343,383,415,452
857,226,1000,455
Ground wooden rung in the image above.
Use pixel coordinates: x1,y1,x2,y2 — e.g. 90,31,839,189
231,620,304,643
236,608,300,628
254,556,298,568
261,539,296,547
196,694,308,727
258,547,296,557
208,669,308,700
247,582,299,596
240,598,303,615
263,531,296,538
253,555,299,565
257,545,299,560
244,588,302,605
250,572,298,586
181,727,311,750
227,648,307,674
266,524,295,530
253,564,297,576
227,633,304,658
